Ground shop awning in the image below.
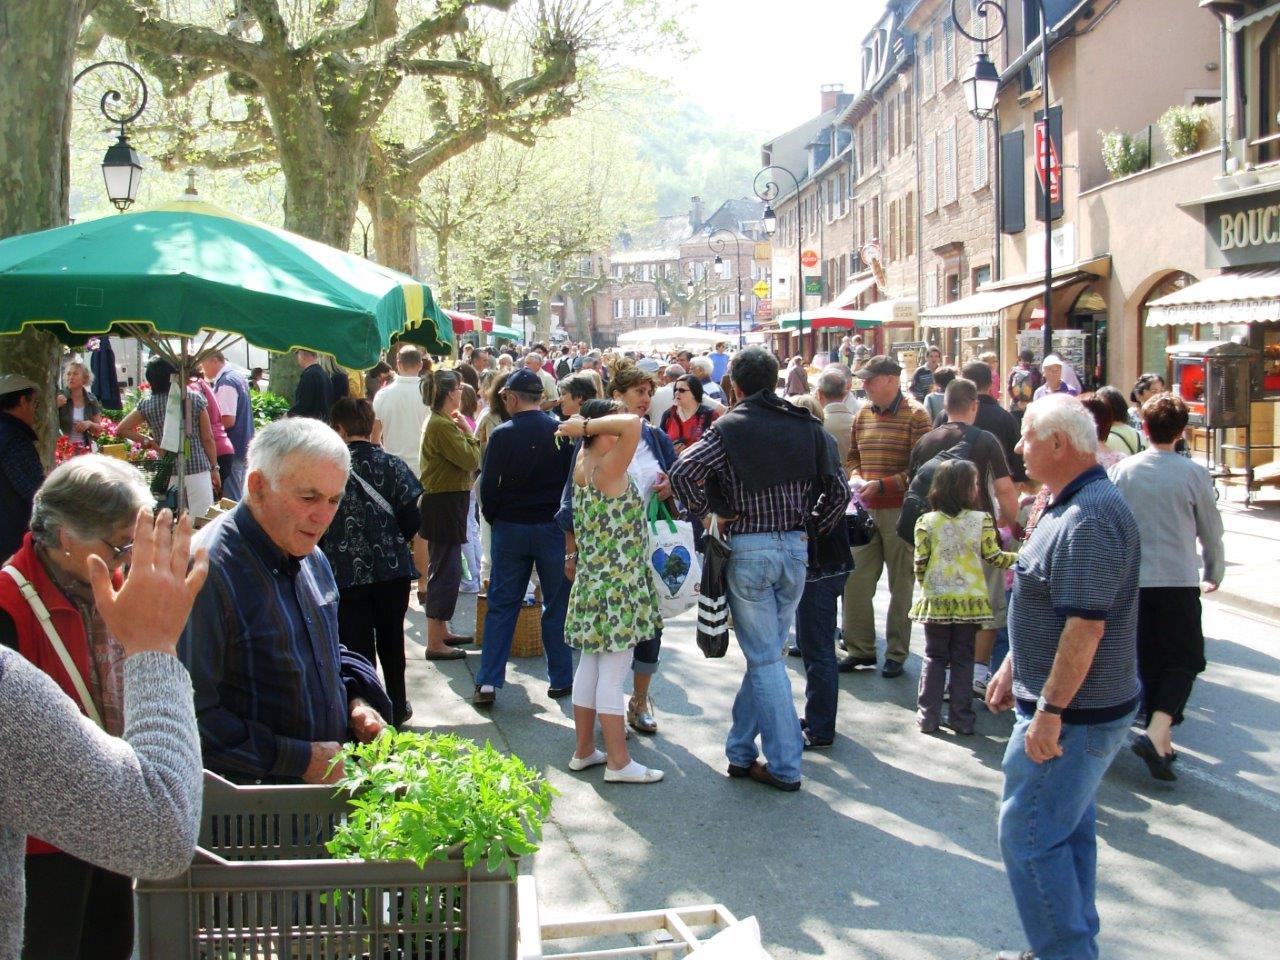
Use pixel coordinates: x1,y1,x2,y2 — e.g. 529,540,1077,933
850,297,918,326
921,263,1108,329
776,308,880,330
1145,267,1280,325
827,274,877,309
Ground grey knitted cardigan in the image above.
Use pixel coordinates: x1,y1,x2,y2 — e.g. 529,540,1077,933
0,647,202,960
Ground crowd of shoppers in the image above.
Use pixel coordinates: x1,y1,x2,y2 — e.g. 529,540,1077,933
0,333,1233,960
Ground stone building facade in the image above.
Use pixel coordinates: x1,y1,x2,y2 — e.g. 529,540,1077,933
905,0,999,365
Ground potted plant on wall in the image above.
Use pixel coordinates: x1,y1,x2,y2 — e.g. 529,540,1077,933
1158,105,1214,159
1100,130,1151,179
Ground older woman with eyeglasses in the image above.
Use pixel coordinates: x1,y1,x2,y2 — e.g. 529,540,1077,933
659,374,716,454
0,454,194,960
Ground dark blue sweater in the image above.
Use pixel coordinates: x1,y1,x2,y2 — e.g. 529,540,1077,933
480,410,575,525
0,413,42,564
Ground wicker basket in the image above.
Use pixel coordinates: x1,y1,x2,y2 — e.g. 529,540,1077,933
474,582,544,658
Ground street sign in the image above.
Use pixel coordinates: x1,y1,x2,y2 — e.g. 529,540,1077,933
804,276,824,296
801,249,819,269
752,280,770,299
757,299,773,319
1033,120,1062,204
743,310,754,323
517,297,539,315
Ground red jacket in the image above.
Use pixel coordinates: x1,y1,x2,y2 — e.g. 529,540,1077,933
0,533,120,856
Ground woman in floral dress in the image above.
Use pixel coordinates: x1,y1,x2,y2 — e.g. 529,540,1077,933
556,400,664,784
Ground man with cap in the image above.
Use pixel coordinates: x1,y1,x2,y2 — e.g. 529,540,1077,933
0,374,44,562
473,367,577,705
842,355,933,678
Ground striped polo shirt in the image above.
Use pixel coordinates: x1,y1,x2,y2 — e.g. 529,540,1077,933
1008,466,1141,723
846,391,933,509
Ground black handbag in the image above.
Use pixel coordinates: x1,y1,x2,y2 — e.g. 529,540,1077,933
695,517,732,658
845,499,877,547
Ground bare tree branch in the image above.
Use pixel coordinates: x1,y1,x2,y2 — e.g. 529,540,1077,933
241,0,291,54
93,0,272,83
299,0,401,58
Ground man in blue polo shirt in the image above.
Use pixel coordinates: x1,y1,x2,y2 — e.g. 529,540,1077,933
986,393,1140,960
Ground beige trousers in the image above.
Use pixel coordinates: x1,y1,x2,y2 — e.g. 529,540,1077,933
841,506,917,663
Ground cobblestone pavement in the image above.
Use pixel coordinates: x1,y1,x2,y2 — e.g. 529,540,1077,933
401,582,1279,960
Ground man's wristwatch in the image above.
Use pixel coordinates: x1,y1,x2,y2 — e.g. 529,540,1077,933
1035,695,1064,716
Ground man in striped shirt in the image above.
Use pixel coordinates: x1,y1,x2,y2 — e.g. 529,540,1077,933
181,419,392,785
842,355,933,678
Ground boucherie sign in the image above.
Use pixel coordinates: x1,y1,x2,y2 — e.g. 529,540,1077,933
1206,189,1280,268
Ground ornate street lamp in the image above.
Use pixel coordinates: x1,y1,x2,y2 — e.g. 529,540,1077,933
754,164,803,350
73,61,149,212
707,228,746,349
953,0,1056,358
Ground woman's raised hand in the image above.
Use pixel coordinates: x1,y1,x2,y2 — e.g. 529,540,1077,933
556,415,586,439
87,507,210,657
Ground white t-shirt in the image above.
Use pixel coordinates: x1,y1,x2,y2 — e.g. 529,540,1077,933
372,375,428,475
649,384,675,426
628,432,661,501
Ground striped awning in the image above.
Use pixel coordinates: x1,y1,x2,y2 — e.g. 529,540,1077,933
1145,268,1280,326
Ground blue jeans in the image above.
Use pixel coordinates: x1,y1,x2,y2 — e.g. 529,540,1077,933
793,573,847,743
632,628,661,675
476,520,574,690
724,531,808,783
999,702,1138,960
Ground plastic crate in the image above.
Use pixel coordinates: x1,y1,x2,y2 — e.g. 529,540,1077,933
137,772,517,960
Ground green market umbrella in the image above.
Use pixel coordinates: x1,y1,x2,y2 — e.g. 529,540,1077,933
0,199,452,369
0,199,452,509
489,323,523,342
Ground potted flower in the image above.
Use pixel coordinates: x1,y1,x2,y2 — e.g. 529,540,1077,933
1100,129,1151,178
1158,104,1213,159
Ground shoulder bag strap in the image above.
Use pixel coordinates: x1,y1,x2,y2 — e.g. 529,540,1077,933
350,468,396,518
0,565,103,728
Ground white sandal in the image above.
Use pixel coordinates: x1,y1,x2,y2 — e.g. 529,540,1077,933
603,760,664,783
568,749,607,771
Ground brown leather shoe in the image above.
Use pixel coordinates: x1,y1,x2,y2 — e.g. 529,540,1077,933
747,762,801,792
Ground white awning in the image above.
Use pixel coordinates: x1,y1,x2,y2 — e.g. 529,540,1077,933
920,275,1088,329
1146,268,1280,326
827,274,877,309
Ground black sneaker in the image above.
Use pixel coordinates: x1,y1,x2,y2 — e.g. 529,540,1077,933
881,658,905,678
787,644,803,657
802,730,834,750
547,685,573,700
837,655,877,673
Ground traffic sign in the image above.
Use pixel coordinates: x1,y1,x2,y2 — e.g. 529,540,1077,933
752,280,770,299
1033,119,1062,204
804,276,824,296
801,249,819,269
743,310,754,323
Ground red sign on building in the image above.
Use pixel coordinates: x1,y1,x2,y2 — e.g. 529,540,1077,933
1033,119,1062,204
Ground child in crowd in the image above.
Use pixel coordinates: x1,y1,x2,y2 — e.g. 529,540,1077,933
909,460,1019,734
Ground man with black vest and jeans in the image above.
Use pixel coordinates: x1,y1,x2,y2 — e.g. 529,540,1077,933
669,348,849,792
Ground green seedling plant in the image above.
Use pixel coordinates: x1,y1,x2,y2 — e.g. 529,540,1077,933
325,730,556,879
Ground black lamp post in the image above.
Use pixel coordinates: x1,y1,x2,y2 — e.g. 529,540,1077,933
353,216,372,259
754,165,803,352
953,0,1055,360
73,61,149,212
707,228,746,349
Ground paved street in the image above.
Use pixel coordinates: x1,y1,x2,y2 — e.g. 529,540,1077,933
401,569,1279,960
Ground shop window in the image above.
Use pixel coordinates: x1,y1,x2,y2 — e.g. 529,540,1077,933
1261,18,1280,162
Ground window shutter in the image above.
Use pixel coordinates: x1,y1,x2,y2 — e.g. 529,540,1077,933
943,123,957,205
926,267,939,307
1000,129,1026,234
924,137,937,213
922,33,935,98
974,121,989,190
943,18,955,82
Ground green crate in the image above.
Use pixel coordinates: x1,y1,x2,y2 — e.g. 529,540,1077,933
137,772,517,960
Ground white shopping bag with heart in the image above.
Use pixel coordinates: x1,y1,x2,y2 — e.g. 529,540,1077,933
645,495,701,619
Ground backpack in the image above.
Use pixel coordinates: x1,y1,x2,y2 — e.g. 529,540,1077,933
1008,366,1036,412
896,425,983,543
